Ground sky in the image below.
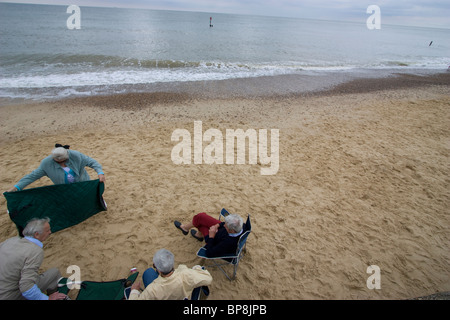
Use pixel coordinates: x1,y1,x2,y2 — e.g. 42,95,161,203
1,0,449,28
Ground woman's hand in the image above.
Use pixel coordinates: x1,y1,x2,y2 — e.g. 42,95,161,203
208,224,219,238
5,186,18,193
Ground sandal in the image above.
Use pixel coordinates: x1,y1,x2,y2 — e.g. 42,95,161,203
174,221,188,235
191,229,204,242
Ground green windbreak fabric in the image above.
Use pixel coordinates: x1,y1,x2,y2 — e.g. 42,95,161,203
3,179,107,235
58,272,139,300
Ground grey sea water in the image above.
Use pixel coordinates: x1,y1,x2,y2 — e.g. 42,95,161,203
0,3,448,100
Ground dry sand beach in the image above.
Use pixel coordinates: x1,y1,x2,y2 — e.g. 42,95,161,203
0,73,449,300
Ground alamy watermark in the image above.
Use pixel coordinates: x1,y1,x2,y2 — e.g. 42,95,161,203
366,265,381,289
66,5,81,29
367,5,381,30
65,265,81,289
171,121,280,175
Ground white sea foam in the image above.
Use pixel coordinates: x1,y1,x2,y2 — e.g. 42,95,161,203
1,57,447,91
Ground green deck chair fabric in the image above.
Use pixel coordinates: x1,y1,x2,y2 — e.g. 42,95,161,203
58,272,139,300
3,179,107,235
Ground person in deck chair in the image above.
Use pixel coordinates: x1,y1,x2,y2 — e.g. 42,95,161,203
128,249,212,300
174,212,244,258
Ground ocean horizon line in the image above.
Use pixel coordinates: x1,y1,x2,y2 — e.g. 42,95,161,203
2,2,449,30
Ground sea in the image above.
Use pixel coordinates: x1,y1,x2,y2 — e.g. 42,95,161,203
0,2,449,101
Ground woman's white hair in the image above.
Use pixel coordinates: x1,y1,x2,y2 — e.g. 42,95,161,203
153,249,174,274
52,147,69,162
224,214,244,233
22,217,50,237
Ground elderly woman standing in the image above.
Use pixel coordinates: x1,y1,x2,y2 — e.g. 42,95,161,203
7,144,105,192
174,212,244,258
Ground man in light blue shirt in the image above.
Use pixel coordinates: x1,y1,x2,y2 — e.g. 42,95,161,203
0,218,67,300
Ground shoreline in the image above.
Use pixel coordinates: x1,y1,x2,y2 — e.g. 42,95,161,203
1,69,449,107
0,73,449,300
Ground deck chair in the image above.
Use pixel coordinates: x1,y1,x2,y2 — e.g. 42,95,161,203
58,272,139,300
190,286,210,300
196,209,251,281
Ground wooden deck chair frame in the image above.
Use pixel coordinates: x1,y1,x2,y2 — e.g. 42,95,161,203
196,209,251,281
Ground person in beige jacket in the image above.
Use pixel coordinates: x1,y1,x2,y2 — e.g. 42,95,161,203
129,249,212,300
0,218,66,300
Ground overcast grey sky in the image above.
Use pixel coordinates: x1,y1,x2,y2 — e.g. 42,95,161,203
1,0,449,28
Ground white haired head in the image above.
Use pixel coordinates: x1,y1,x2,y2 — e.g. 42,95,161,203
224,214,244,233
153,249,174,275
22,217,50,238
52,147,69,162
